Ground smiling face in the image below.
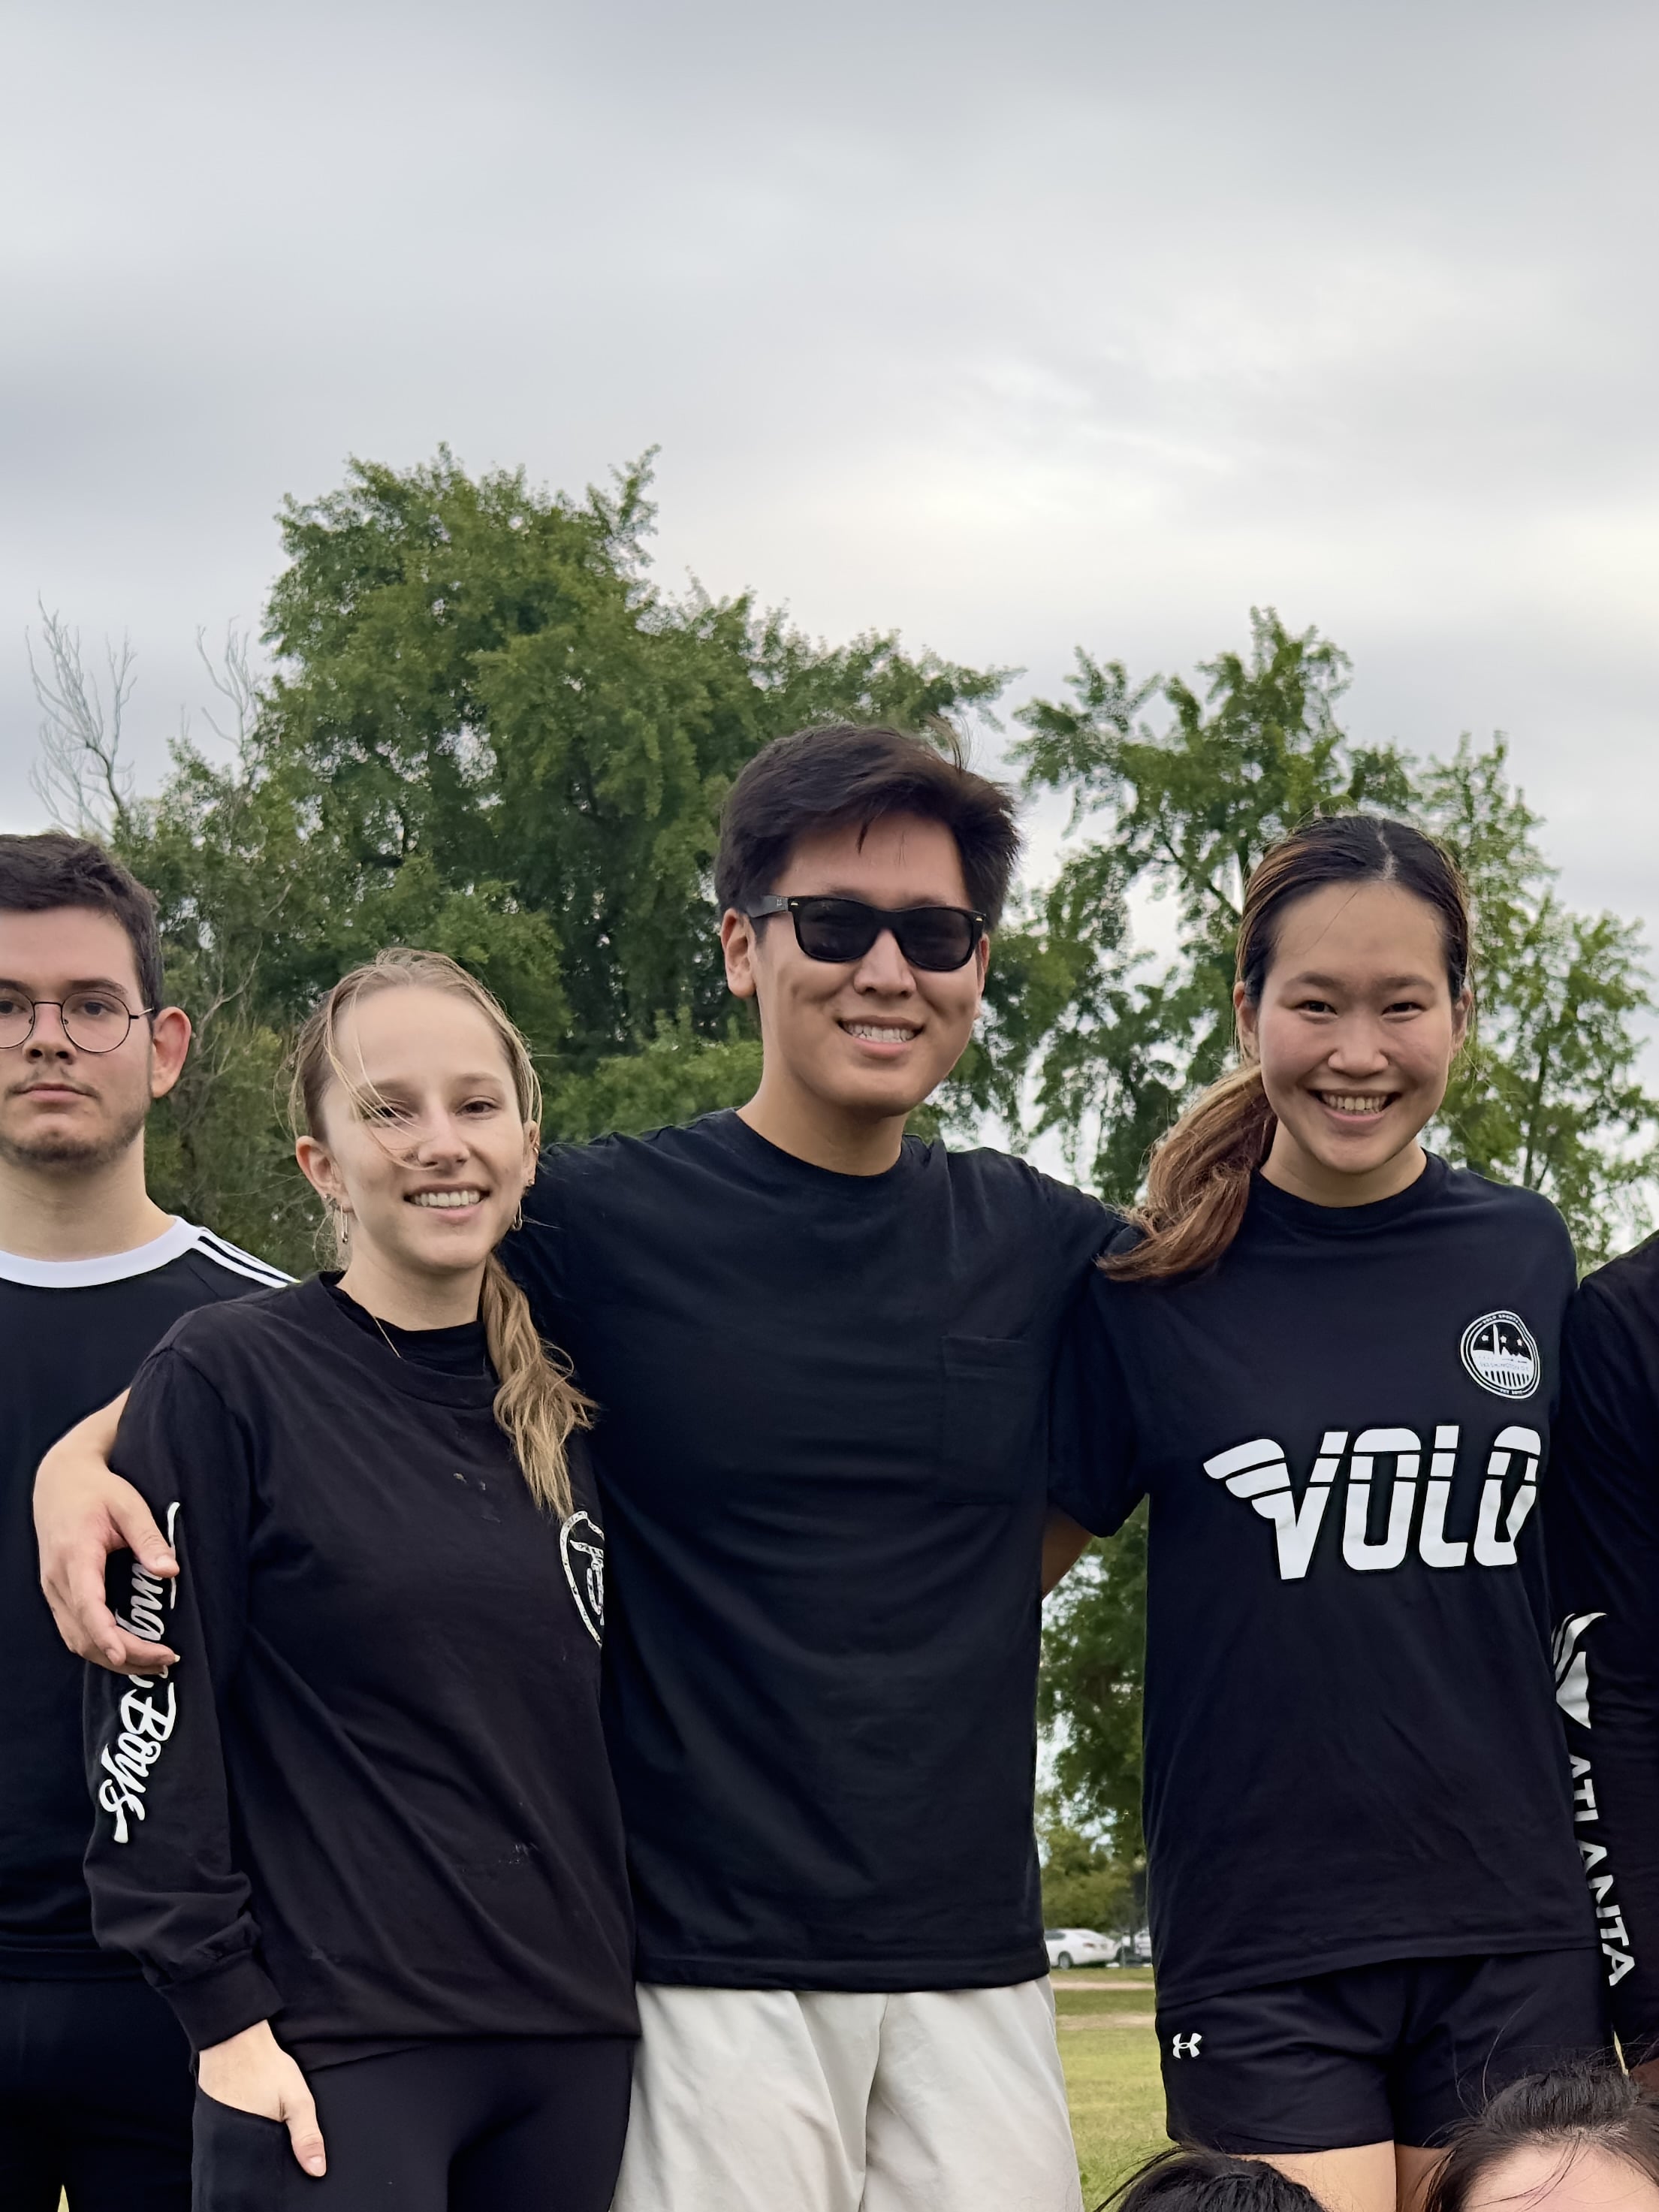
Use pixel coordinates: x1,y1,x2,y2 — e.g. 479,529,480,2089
0,905,187,1173
721,811,989,1142
1235,878,1470,1205
294,984,538,1293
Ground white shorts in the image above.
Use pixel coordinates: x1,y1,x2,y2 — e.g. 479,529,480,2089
610,1978,1083,2212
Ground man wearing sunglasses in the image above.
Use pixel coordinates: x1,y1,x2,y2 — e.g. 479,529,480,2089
36,727,1105,2212
532,723,1107,2212
0,834,286,2210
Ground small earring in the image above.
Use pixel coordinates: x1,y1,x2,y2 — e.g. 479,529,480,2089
509,1198,525,1233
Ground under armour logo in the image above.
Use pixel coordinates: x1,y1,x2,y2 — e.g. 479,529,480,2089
1171,2032,1202,2059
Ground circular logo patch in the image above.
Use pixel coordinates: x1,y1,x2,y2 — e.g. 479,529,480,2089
1460,1310,1540,1399
560,1510,605,1646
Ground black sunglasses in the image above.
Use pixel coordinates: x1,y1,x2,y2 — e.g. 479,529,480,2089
743,895,986,972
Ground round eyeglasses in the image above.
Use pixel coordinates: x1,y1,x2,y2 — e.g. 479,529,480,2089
0,990,155,1054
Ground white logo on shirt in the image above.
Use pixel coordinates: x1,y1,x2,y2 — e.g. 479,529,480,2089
1171,2033,1202,2058
1460,1311,1540,1399
1554,1611,1605,1729
560,1510,605,1645
1203,1426,1542,1580
1552,1613,1635,1993
97,1508,184,1845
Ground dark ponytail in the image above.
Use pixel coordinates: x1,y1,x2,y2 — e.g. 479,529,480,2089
1109,814,1470,1284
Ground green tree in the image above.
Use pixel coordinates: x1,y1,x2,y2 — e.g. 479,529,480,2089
1422,740,1657,1266
259,449,1004,1067
1039,1507,1148,1860
1039,1796,1140,1936
32,451,1008,1272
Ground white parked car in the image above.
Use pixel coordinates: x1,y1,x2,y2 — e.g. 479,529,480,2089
1126,1927,1153,1964
1044,1927,1118,1970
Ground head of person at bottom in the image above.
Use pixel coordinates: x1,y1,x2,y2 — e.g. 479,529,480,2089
1111,812,1472,1282
1425,2064,1659,2212
1100,2144,1326,2212
291,946,589,1515
715,721,1021,1172
0,831,190,1244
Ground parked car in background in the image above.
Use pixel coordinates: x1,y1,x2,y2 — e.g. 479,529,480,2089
1044,1927,1119,1970
1127,1927,1154,1964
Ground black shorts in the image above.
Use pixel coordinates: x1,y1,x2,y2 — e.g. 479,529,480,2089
1157,1949,1609,2154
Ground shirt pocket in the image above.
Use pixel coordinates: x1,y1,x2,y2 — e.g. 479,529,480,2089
938,1335,1046,1504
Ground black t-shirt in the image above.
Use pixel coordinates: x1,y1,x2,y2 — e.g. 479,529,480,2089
1545,1235,1659,2051
510,1109,1110,1990
1050,1156,1593,2007
83,1274,637,2065
0,1220,287,1981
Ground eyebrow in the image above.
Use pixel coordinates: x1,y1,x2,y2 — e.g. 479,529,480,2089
787,886,970,907
0,975,139,998
361,1071,511,1091
1285,970,1438,991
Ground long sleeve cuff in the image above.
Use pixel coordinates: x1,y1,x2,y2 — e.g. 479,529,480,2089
161,1949,283,2054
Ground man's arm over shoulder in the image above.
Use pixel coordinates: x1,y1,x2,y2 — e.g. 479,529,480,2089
35,1389,177,1672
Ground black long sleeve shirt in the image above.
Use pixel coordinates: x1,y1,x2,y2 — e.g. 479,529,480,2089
83,1274,636,2066
1547,1235,1659,2054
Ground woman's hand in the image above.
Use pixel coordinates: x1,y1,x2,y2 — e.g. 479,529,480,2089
32,1392,178,1673
198,2020,327,2176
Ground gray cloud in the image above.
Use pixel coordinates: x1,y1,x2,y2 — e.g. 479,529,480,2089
3,0,1656,945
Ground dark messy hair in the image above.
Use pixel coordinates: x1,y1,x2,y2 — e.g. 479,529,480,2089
714,723,1021,929
0,832,164,1012
1096,2145,1326,2212
1109,813,1470,1284
1425,2064,1659,2212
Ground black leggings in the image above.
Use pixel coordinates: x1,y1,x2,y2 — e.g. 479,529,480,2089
0,1973,194,2210
192,2035,634,2212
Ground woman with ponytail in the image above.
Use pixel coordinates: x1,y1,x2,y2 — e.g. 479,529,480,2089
81,950,636,2210
1050,817,1605,2212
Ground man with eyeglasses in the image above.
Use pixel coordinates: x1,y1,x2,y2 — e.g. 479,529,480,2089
0,833,286,2210
38,728,1107,2212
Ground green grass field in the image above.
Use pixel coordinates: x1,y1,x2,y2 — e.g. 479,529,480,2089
1054,1970,1172,2207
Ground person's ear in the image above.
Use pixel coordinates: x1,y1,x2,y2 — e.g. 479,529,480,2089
147,1007,192,1101
294,1134,348,1215
521,1121,540,1187
1233,981,1261,1061
721,908,760,1002
1450,985,1474,1057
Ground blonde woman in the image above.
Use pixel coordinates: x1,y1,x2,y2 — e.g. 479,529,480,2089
82,952,636,2210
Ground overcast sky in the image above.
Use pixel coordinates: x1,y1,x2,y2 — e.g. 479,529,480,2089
4,0,1657,951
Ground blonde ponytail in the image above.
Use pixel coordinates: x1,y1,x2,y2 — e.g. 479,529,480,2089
292,947,594,1516
481,1252,593,1516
